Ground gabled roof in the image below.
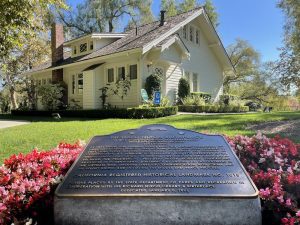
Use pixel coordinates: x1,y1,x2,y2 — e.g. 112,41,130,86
64,33,126,46
26,7,234,75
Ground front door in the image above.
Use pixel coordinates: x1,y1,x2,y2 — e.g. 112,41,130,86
153,66,165,96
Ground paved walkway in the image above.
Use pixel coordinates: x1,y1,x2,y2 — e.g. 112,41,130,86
0,120,30,129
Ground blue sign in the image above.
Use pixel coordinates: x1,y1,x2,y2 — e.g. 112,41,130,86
154,91,161,105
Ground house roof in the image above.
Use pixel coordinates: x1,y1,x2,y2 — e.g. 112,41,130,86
64,33,127,46
26,7,234,75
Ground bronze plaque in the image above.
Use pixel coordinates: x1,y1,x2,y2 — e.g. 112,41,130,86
55,124,258,198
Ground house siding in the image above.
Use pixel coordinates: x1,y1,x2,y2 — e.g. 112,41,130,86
165,63,182,104
180,20,224,101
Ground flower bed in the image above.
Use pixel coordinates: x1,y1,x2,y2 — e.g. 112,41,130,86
0,141,84,225
0,134,299,224
227,133,300,225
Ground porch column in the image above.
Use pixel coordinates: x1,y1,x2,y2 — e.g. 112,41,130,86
83,70,97,109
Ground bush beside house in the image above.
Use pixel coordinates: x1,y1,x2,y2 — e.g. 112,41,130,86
11,106,178,119
178,105,249,113
0,134,299,225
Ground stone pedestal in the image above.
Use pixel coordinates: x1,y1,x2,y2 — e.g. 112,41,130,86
54,196,261,225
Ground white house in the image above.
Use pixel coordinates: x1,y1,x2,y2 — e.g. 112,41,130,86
26,7,234,110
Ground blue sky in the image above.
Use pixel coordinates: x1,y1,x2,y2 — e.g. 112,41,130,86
67,0,285,62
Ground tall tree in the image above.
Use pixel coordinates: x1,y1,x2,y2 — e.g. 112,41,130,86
161,0,178,17
0,0,66,58
178,0,200,13
224,39,260,93
59,0,153,36
161,0,219,28
275,0,300,89
203,0,219,27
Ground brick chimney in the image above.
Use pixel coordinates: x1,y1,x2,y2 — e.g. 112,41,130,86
51,23,64,83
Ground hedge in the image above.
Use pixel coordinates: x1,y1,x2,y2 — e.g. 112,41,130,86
178,105,249,113
11,106,178,119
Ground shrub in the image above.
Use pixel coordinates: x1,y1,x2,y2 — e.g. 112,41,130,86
178,105,249,113
0,141,85,225
145,73,162,99
177,78,190,100
11,106,178,119
182,95,206,106
219,94,239,105
190,92,212,103
37,83,65,110
127,106,178,118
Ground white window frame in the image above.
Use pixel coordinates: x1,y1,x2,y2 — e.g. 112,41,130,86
192,73,198,92
107,68,114,83
189,26,194,42
195,29,200,45
80,43,87,53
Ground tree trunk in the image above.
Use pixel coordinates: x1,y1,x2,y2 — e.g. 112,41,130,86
108,20,113,32
9,87,18,110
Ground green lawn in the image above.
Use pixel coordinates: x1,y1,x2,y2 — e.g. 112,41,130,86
0,111,300,163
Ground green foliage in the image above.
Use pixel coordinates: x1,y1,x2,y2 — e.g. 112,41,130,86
0,0,66,58
203,0,219,27
225,39,260,92
37,84,65,110
0,90,10,113
161,0,178,17
275,1,300,89
145,73,162,99
219,94,239,105
59,0,153,36
190,92,212,103
110,75,131,101
178,105,249,113
160,96,170,107
182,95,206,106
178,77,190,100
11,106,178,119
178,0,200,13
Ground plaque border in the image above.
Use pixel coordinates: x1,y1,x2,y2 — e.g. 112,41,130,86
55,124,259,199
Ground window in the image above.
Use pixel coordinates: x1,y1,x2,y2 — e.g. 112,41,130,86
183,25,187,39
185,71,190,82
196,30,200,45
154,67,164,77
90,41,93,50
80,43,87,53
72,75,76,94
42,79,46,85
47,78,52,84
190,26,194,42
129,64,137,80
38,80,41,86
107,68,114,83
73,46,77,55
77,73,83,94
118,66,126,80
193,73,198,92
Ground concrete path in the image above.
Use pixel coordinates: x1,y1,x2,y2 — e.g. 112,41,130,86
0,120,30,129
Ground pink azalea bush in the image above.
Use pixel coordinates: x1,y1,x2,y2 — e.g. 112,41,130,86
0,134,299,224
227,133,300,225
0,142,84,225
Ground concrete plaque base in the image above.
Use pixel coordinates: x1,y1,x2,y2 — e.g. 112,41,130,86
54,196,261,225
